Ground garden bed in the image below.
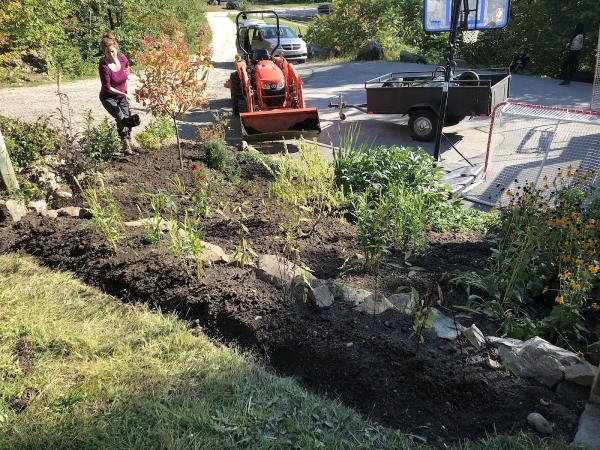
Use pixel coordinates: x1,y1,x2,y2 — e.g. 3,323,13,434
0,143,588,446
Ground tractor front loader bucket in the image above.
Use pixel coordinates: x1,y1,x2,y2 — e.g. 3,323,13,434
240,108,321,143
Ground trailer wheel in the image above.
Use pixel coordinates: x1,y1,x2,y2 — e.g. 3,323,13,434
409,109,437,142
230,71,242,115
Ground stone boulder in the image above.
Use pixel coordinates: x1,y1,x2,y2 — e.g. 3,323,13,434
430,308,464,340
354,293,395,315
329,282,371,307
399,50,427,64
0,199,27,222
489,336,596,388
388,293,415,314
356,41,384,61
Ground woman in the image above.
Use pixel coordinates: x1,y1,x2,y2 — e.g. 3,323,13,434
98,32,135,154
560,23,585,85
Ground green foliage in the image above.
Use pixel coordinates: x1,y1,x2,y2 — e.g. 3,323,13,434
77,174,127,252
136,114,176,150
0,0,209,80
459,0,600,77
78,114,121,163
269,140,344,233
0,116,61,171
454,171,600,347
306,0,444,59
202,139,240,179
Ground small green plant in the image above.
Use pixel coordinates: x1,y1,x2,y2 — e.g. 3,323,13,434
411,288,433,355
197,111,231,143
140,189,177,243
182,213,204,279
189,163,217,219
353,190,390,270
269,139,344,235
136,114,176,150
169,175,187,197
202,139,240,179
79,112,121,163
76,174,126,252
232,200,257,269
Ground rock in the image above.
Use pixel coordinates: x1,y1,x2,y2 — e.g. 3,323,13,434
302,279,335,308
355,293,394,315
356,41,384,61
330,282,371,307
462,324,486,348
54,185,73,199
388,293,415,314
0,199,27,222
200,240,232,266
36,169,59,192
573,403,600,449
527,412,553,435
490,336,588,388
40,209,59,219
27,199,47,213
556,381,592,402
484,358,501,370
57,206,81,218
307,43,327,59
399,50,427,64
430,308,464,340
124,218,169,231
255,254,316,290
565,362,598,387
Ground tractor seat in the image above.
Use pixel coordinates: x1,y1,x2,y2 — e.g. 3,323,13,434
250,48,270,62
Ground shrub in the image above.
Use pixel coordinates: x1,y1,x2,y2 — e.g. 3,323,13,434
78,115,121,162
0,116,61,170
136,114,176,151
202,139,240,179
454,170,600,347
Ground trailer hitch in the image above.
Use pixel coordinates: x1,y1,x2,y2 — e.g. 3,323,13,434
328,94,368,121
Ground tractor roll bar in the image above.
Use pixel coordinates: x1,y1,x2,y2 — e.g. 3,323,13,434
236,10,281,58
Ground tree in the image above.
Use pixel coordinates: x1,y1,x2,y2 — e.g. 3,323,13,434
135,31,212,169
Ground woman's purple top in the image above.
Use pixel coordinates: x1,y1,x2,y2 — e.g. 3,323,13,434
99,54,128,97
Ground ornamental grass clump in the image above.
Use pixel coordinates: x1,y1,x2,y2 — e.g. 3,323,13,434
455,167,600,346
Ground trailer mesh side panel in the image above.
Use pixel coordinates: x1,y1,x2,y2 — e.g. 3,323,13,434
464,103,600,207
592,30,600,112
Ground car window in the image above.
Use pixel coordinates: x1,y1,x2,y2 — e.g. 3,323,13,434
260,26,296,39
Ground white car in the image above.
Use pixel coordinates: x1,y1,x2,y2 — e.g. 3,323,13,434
238,20,308,63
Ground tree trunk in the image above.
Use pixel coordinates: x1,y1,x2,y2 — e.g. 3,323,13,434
173,115,183,171
0,129,20,194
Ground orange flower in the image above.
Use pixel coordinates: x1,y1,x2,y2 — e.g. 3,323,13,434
554,295,565,304
575,257,584,265
562,255,571,262
588,265,600,274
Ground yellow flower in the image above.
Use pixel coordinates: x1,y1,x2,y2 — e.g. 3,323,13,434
559,271,571,280
575,257,584,265
569,281,581,291
562,255,571,262
577,351,585,358
554,295,565,304
588,265,600,274
506,189,514,197
591,303,600,311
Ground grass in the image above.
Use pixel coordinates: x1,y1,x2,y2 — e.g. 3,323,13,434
0,253,582,449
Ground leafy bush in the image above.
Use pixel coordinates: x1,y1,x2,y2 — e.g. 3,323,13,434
354,184,428,268
0,116,61,170
136,114,176,150
454,170,600,346
202,139,240,179
78,116,121,162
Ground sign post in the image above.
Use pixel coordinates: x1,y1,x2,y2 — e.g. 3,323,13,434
0,129,19,194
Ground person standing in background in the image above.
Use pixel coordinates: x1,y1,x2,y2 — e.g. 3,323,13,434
98,32,135,154
560,23,585,85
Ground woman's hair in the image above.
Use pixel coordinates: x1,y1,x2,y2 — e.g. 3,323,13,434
100,32,118,53
573,22,585,39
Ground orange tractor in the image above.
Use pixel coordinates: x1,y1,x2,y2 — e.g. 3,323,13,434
225,11,321,142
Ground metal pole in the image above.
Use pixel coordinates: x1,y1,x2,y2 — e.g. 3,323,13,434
433,0,463,161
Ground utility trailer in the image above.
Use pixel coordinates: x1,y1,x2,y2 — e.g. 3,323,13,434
330,68,511,142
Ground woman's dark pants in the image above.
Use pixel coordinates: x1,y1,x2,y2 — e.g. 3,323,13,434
562,51,580,82
100,94,131,140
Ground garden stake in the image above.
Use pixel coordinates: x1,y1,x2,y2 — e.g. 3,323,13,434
0,129,19,193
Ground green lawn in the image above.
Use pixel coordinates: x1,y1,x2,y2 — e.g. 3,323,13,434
0,254,580,449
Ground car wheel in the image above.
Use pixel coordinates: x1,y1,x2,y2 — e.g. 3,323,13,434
408,109,438,142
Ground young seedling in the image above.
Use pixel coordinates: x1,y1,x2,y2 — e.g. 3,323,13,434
411,288,433,356
232,200,257,269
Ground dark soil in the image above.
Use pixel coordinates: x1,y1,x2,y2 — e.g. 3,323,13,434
0,144,586,446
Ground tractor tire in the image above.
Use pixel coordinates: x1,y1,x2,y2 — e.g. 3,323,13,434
409,109,438,142
230,71,243,115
